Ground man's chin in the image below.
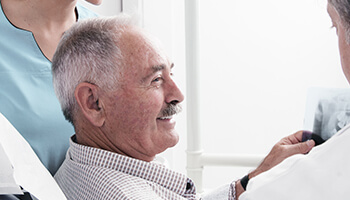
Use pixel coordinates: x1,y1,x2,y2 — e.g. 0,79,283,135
161,130,180,149
168,132,180,148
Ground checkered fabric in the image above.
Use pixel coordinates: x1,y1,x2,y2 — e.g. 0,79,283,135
54,136,199,200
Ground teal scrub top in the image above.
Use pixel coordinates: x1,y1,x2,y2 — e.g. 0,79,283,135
0,2,98,175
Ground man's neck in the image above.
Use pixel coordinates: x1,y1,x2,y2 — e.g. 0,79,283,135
75,127,156,163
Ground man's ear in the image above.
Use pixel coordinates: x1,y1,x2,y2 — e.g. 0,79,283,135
74,82,105,127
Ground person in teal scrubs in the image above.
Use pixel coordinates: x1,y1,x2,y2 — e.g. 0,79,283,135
0,0,101,175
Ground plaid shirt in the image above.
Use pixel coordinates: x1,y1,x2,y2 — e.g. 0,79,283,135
55,136,236,200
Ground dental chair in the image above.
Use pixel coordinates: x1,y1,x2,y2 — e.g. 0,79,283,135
0,113,66,200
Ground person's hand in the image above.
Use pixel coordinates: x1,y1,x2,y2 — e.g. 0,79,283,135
249,130,315,178
236,131,315,198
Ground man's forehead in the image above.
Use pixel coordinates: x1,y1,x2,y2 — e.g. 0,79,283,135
120,29,169,63
118,29,146,51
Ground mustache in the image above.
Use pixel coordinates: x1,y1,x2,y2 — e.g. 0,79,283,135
160,103,182,117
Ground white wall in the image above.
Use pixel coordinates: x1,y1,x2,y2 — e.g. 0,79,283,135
83,0,349,191
199,0,348,189
142,0,349,191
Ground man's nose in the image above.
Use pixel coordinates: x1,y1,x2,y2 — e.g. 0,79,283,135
165,79,184,105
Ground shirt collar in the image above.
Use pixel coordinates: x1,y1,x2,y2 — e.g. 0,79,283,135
68,135,196,196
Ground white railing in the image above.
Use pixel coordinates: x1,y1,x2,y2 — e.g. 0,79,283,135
187,151,264,192
184,0,265,192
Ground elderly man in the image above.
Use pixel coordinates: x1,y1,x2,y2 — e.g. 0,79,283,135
52,15,314,199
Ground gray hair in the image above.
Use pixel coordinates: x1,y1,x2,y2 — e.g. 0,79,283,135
52,15,134,124
329,0,350,42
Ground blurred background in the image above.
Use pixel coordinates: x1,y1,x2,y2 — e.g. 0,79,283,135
79,0,347,191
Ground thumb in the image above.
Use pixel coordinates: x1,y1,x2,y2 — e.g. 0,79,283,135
290,139,315,155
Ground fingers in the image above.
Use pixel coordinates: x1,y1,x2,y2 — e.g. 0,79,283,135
250,130,316,179
293,130,304,142
286,139,315,155
301,139,316,153
280,130,304,145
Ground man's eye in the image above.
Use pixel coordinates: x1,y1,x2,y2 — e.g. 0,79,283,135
152,76,164,85
152,77,161,82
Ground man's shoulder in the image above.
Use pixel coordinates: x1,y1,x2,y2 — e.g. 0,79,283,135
55,161,165,199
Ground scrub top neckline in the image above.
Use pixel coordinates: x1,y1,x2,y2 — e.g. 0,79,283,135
0,1,80,62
